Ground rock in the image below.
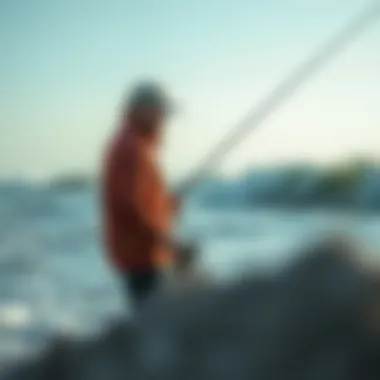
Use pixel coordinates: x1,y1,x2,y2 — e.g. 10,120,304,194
3,237,380,380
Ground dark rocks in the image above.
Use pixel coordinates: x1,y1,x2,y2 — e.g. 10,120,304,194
3,237,380,380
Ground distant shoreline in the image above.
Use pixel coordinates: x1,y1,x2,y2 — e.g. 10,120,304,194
194,160,380,212
2,160,379,211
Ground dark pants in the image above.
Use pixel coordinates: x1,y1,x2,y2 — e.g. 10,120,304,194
123,269,162,310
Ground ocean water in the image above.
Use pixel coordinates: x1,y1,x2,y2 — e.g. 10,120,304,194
0,188,380,363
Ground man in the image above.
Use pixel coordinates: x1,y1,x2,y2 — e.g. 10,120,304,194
102,81,181,310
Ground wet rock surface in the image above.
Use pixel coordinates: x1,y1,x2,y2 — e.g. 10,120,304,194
3,238,380,380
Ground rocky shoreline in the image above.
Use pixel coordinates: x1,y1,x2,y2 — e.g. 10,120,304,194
3,237,380,380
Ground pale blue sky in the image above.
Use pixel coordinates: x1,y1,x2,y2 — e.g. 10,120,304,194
0,0,379,181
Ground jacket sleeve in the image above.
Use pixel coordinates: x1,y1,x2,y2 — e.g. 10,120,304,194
113,144,171,244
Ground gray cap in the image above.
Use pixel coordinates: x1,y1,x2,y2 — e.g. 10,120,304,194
127,81,174,114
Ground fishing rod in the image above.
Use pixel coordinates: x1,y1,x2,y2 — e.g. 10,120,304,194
177,1,380,197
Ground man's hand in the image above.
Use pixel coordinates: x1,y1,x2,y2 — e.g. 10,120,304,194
158,235,197,269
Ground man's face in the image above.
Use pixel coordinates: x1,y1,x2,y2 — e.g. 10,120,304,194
137,106,165,134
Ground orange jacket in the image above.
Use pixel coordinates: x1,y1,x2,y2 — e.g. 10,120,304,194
102,114,176,271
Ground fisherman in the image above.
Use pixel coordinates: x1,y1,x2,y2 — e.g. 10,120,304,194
102,81,184,310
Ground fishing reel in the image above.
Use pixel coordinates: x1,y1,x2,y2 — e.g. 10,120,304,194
173,239,200,272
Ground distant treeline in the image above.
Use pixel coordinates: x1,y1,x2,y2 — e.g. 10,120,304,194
196,160,380,211
49,174,94,191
